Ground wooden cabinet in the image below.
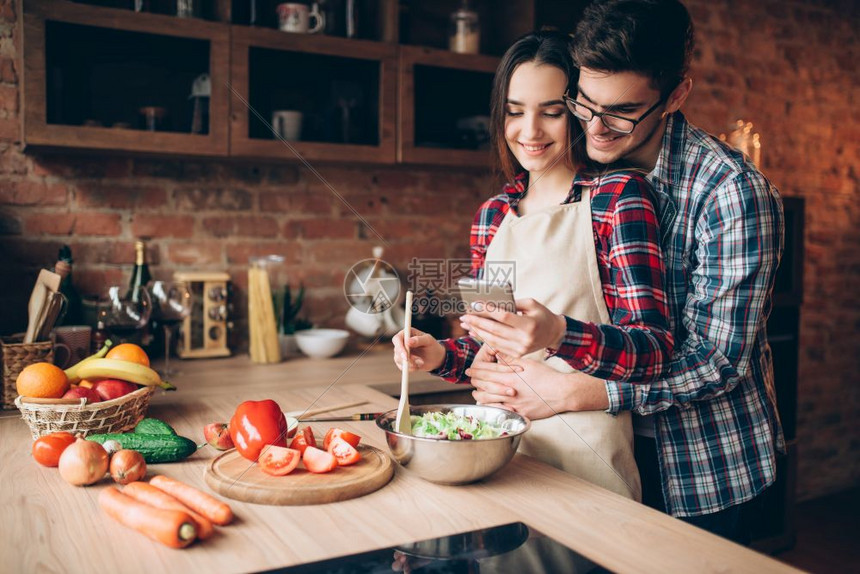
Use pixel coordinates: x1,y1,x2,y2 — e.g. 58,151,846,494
21,1,230,156
21,0,581,166
229,27,397,164
398,46,497,167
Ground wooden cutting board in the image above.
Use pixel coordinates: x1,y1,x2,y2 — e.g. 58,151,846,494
204,444,394,506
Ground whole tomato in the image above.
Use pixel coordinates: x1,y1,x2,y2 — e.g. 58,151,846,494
228,399,288,461
32,432,76,467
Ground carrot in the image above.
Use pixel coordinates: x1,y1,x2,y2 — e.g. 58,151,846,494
98,487,197,549
150,475,233,526
123,481,215,540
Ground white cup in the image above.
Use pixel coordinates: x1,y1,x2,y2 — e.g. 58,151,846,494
272,110,303,141
277,3,325,34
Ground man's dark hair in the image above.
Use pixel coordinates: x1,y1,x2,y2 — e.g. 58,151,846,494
572,0,695,96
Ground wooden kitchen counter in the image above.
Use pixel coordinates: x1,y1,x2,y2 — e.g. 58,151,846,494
0,351,798,573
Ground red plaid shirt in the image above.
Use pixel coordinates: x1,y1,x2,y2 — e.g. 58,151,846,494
433,170,674,383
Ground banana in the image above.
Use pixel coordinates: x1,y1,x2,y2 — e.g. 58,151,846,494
65,341,113,384
76,358,174,390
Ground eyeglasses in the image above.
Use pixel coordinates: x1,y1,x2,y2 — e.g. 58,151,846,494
563,90,667,134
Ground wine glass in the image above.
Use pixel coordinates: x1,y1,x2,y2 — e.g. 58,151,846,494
99,285,152,345
148,281,192,379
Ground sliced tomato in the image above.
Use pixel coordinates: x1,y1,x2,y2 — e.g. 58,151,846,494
328,437,361,466
302,446,338,473
258,446,301,476
32,432,76,467
323,428,362,451
289,426,316,454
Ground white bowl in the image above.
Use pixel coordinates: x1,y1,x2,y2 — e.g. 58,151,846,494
294,328,350,359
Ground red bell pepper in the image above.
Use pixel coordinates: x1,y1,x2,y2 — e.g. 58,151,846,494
228,399,288,461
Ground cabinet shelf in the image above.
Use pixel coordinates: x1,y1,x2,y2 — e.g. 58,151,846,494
22,0,230,156
21,0,536,167
228,26,397,164
398,46,497,167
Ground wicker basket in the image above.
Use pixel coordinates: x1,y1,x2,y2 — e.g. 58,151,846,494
1,336,54,410
14,386,155,440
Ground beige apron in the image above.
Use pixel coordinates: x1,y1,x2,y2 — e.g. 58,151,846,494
483,186,641,501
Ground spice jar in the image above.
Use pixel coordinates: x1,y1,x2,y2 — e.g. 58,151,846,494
449,1,479,54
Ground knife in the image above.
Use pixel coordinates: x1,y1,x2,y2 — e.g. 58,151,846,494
298,413,383,423
285,400,369,419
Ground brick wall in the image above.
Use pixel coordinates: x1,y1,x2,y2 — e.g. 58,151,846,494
1,0,858,501
0,152,490,336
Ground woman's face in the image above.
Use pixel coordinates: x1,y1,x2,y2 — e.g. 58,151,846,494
504,62,570,177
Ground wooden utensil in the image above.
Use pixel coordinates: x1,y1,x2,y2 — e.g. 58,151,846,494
394,291,414,434
24,269,62,343
204,443,393,506
35,291,67,342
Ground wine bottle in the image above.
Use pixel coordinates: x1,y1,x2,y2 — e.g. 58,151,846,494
91,319,108,354
129,240,152,302
54,245,83,326
129,239,155,350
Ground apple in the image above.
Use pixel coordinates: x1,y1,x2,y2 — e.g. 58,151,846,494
91,379,138,401
62,387,102,404
203,423,234,451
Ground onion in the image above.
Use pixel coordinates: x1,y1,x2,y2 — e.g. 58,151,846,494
58,438,109,486
109,449,147,485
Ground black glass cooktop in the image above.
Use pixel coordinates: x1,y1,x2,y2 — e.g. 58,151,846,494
265,522,612,573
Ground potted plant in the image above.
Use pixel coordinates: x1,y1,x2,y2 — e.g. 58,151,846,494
275,284,312,358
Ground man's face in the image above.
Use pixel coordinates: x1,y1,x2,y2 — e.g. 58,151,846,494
575,68,667,168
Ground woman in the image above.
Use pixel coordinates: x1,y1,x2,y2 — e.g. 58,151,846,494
392,31,673,500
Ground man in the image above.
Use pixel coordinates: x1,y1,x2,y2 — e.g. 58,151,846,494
463,0,785,544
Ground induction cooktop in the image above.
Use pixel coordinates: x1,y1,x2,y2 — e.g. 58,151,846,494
265,522,611,573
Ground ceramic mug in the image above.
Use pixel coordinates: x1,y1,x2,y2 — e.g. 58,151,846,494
52,325,92,369
272,110,303,141
277,3,325,34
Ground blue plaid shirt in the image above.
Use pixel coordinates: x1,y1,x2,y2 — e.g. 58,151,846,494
606,112,786,517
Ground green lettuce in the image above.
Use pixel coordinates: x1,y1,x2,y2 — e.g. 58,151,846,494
410,411,507,440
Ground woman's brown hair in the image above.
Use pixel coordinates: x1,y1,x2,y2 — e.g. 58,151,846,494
490,30,592,184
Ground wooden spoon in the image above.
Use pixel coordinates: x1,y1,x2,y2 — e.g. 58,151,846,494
395,291,414,435
24,269,61,343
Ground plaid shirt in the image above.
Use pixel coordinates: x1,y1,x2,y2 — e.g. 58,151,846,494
433,170,673,384
606,112,786,517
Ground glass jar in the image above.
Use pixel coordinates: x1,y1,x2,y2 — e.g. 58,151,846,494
449,1,479,55
248,255,285,363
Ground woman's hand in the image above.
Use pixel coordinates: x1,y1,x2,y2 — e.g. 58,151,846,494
391,327,446,372
467,353,611,419
460,298,566,358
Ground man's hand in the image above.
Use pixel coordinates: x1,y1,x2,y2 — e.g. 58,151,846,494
467,354,611,419
392,327,446,372
460,298,566,358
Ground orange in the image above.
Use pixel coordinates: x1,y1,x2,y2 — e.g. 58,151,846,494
105,343,150,367
16,362,70,399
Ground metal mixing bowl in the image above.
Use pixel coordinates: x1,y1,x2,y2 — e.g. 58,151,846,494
376,404,530,485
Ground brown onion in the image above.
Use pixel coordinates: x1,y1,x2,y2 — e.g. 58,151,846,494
58,438,109,486
109,449,147,485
